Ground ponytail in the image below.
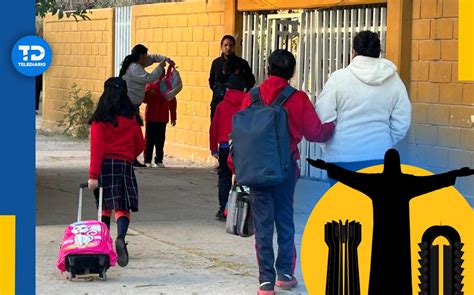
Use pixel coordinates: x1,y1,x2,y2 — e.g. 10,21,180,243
119,54,136,78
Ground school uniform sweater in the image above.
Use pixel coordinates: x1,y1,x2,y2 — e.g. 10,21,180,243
144,81,177,123
209,89,246,153
228,76,335,173
89,116,145,179
240,76,335,161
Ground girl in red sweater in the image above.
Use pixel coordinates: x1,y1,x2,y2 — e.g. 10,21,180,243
88,77,145,267
143,72,177,168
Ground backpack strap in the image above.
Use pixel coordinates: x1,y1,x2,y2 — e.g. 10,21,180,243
272,85,296,106
249,87,263,106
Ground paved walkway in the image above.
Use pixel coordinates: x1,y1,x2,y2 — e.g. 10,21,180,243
36,114,330,295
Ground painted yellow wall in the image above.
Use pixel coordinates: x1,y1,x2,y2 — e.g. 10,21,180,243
132,1,232,163
42,9,114,130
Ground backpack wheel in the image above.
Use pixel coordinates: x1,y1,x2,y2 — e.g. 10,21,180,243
68,271,76,281
99,270,107,281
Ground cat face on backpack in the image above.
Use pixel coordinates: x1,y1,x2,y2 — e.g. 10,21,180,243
71,224,89,234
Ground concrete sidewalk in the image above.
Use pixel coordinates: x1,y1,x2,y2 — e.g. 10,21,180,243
36,114,330,295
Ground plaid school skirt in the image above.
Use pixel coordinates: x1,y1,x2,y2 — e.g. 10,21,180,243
96,158,139,212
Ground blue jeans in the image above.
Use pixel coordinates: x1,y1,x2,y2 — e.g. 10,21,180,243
328,159,384,186
250,160,297,283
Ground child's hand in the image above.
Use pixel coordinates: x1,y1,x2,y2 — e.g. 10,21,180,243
88,178,99,190
170,120,176,127
211,151,218,160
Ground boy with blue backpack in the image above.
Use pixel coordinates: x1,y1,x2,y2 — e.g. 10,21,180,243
230,49,335,295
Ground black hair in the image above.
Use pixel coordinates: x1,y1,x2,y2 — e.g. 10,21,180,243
222,57,239,75
119,44,148,78
220,35,236,46
226,74,245,91
89,77,138,127
268,49,296,80
353,31,381,58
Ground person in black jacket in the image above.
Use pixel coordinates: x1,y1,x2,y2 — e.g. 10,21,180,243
208,35,255,120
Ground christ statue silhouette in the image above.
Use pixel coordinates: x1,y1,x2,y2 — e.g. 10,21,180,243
308,149,474,295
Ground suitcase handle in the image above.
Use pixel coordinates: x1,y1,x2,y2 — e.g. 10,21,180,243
78,183,103,223
232,184,248,193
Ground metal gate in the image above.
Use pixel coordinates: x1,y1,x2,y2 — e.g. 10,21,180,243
242,5,387,179
114,6,132,76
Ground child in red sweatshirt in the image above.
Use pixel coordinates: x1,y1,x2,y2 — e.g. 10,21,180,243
228,50,335,295
143,72,177,168
88,77,145,268
209,74,246,220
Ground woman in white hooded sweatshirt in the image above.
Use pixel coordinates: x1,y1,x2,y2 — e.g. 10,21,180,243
315,31,412,184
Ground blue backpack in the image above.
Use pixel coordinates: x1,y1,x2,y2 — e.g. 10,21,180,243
231,85,295,187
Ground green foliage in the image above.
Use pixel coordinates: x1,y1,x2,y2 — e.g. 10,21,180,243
59,83,94,139
36,0,90,21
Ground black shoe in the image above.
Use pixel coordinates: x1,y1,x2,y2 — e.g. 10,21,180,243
215,209,226,221
132,160,146,168
115,237,129,267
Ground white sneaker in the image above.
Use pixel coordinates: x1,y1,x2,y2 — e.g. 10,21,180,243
145,163,152,168
155,163,165,168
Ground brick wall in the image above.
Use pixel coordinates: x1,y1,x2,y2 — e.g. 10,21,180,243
42,9,114,130
132,1,229,163
401,0,474,199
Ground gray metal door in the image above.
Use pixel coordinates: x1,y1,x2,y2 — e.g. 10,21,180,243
114,6,132,77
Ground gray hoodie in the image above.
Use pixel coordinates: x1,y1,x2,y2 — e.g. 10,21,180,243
122,54,167,106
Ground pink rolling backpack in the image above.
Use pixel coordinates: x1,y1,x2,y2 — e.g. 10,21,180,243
56,184,117,280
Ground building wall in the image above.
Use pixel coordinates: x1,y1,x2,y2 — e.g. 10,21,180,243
40,1,474,200
132,1,231,163
401,0,474,197
42,9,114,129
41,1,236,163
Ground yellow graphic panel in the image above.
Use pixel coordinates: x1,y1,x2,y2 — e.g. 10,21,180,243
302,165,474,295
0,216,15,295
459,0,474,80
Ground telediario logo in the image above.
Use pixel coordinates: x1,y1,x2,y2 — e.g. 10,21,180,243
11,36,52,76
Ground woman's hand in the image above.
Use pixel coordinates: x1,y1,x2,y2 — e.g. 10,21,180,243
211,151,218,160
157,59,166,68
166,58,175,67
88,178,99,190
170,120,176,127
